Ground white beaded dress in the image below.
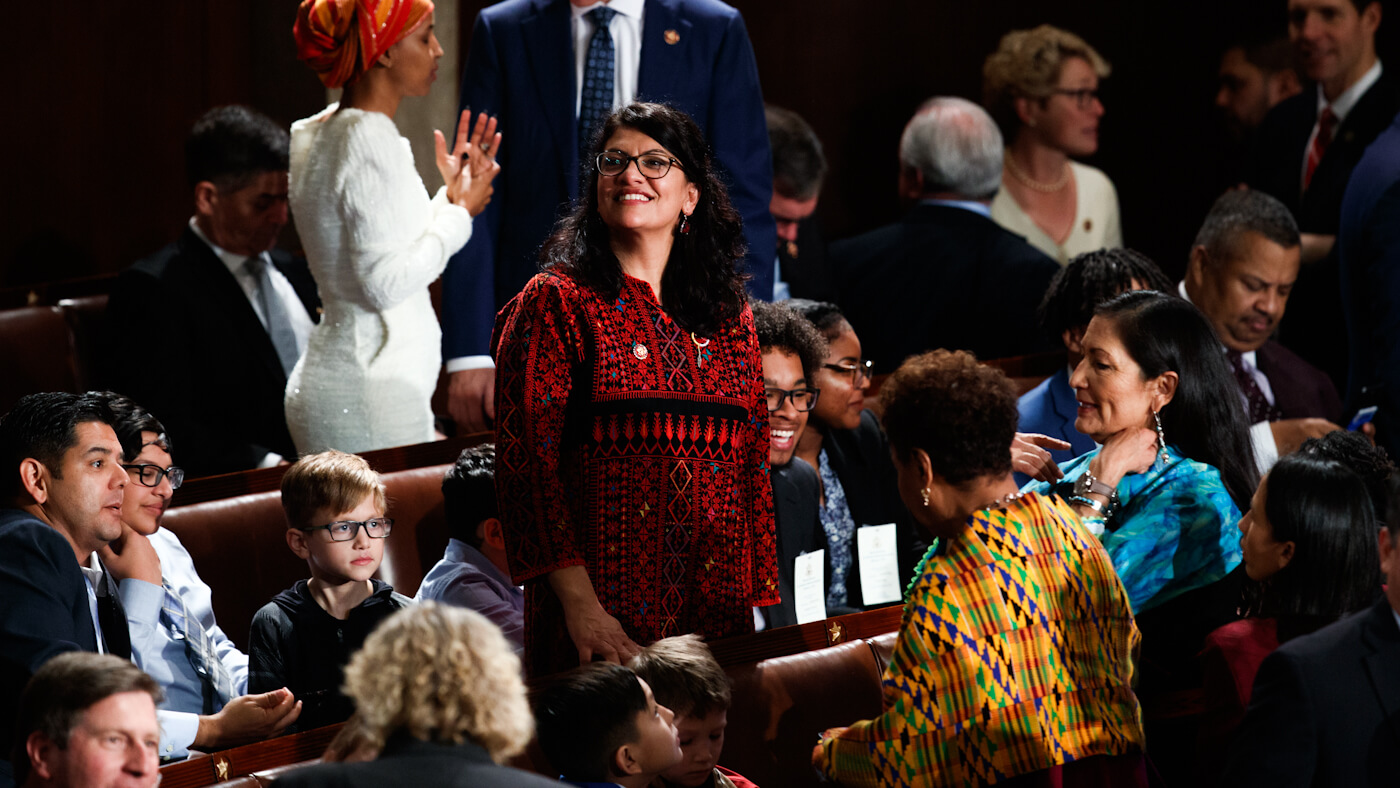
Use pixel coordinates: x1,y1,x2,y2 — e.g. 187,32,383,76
285,104,472,454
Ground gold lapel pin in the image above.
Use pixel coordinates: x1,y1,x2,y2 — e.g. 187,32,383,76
664,29,680,45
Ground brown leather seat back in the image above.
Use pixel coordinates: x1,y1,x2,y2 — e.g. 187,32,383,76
720,640,888,788
0,305,80,413
157,464,453,651
57,294,109,392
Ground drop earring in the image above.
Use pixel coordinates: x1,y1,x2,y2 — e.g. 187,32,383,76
1152,409,1168,464
677,212,691,235
920,488,930,507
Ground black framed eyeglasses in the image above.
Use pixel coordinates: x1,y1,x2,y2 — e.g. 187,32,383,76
299,518,395,542
1051,87,1100,109
821,359,874,383
122,464,185,490
766,387,820,413
596,151,682,179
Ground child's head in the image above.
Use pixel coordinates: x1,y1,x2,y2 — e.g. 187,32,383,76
531,663,681,786
441,445,507,570
281,450,390,586
628,635,732,787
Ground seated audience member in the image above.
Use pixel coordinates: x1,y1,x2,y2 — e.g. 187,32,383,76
415,444,523,653
13,653,162,788
767,105,833,301
1017,248,1174,480
248,450,411,732
786,300,922,615
91,393,253,716
0,393,296,788
271,604,557,788
103,106,319,478
1216,32,1302,141
830,97,1059,368
1197,452,1381,778
813,350,1145,786
984,25,1122,263
1021,290,1258,784
1220,472,1400,788
629,635,757,788
750,300,828,629
1183,189,1344,472
531,663,682,788
1298,428,1396,514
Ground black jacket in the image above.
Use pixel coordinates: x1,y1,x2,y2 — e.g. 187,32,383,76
247,579,410,732
764,458,827,629
271,733,561,787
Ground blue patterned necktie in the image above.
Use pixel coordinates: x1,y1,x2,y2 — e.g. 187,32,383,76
163,581,235,713
578,6,618,163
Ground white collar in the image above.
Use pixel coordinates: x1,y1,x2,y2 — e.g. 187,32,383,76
1317,60,1384,121
188,216,265,276
571,0,645,21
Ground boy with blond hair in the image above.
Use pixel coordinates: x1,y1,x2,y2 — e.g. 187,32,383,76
248,450,410,731
629,635,758,788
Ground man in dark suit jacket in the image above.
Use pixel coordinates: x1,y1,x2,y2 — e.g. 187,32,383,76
1220,475,1400,787
1246,0,1398,390
830,97,1058,370
442,0,775,433
0,394,298,788
102,106,319,479
1339,110,1400,462
1183,189,1343,470
750,301,828,630
769,105,835,302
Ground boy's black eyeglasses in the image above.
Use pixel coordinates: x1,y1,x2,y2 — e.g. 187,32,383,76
299,518,395,541
122,464,185,490
765,387,821,412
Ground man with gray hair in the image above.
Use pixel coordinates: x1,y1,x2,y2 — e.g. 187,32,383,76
829,97,1058,367
1182,189,1344,470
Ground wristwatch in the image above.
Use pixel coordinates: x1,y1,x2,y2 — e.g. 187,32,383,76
1073,470,1119,510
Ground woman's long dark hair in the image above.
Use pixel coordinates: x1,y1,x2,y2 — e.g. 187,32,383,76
540,102,748,336
1246,454,1381,624
1095,290,1259,511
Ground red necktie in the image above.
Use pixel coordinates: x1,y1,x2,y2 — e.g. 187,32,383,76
1303,106,1337,193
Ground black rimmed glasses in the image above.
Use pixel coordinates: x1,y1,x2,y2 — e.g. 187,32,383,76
1051,87,1100,109
123,464,185,490
766,387,820,413
299,518,395,542
596,151,683,179
821,358,874,384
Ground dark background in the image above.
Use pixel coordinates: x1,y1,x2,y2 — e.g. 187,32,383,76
11,0,1399,288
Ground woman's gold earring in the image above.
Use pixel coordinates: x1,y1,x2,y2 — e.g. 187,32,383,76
920,488,930,507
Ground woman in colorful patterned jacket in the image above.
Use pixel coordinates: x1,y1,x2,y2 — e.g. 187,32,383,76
492,103,777,678
813,349,1146,787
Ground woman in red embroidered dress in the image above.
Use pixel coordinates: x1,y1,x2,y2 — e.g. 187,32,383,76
493,103,778,677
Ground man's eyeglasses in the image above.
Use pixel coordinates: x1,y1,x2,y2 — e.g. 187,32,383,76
299,518,395,542
1051,88,1100,110
766,387,820,413
596,151,682,179
821,359,874,384
122,464,185,490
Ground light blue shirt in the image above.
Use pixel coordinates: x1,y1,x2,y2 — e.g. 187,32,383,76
920,198,993,218
415,539,524,654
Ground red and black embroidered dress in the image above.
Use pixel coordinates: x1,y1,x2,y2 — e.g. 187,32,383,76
493,272,779,676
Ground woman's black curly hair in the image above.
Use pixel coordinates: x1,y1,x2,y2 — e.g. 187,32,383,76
541,102,748,336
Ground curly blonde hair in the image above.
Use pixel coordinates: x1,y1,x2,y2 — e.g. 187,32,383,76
982,24,1111,135
342,603,533,761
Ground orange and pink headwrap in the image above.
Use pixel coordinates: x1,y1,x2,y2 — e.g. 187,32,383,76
293,0,434,89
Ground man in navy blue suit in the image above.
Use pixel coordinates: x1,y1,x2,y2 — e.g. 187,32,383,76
1338,107,1400,460
441,0,775,433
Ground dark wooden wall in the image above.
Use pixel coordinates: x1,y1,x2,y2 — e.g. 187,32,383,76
11,1,1399,288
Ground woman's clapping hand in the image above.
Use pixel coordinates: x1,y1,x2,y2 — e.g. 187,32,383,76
435,109,502,216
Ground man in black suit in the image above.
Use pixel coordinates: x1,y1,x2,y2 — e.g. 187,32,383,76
768,105,835,302
0,393,298,788
750,301,829,629
1182,190,1343,472
1221,473,1400,786
103,106,320,478
1247,0,1399,390
829,97,1058,370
